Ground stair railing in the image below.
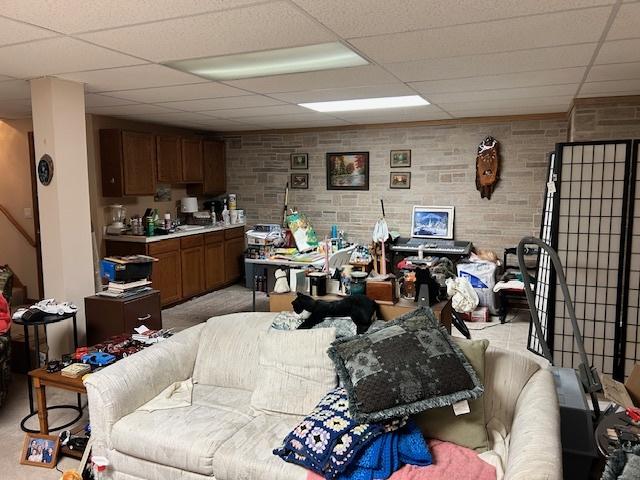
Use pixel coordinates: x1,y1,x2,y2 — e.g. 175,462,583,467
0,204,36,248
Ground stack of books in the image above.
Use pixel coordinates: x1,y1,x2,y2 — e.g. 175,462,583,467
61,363,91,378
97,278,152,299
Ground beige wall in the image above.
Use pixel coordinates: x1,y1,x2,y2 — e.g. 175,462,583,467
225,116,569,254
570,96,640,141
0,118,38,298
86,115,215,255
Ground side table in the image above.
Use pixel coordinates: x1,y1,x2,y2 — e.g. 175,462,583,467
13,312,82,433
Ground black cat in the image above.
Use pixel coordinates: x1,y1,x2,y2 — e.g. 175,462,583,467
291,293,377,334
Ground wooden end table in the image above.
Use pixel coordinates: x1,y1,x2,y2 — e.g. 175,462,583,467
28,368,86,444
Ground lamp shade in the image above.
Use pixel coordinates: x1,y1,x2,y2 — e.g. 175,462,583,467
180,197,198,213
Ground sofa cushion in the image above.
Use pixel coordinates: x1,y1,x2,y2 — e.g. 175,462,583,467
415,338,490,452
192,312,275,390
212,413,309,480
328,307,484,422
251,328,338,416
111,384,255,476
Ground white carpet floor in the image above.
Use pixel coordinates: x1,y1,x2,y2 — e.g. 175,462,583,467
0,285,539,479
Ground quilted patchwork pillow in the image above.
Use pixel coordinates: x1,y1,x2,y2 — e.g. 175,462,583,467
327,307,484,423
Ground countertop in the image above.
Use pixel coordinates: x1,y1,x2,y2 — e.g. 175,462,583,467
104,222,246,243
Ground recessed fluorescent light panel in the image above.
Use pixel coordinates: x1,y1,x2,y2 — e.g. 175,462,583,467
165,42,368,81
299,95,429,112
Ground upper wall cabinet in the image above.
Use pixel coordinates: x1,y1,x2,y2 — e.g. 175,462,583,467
188,140,226,196
156,135,182,184
100,129,156,197
181,137,203,183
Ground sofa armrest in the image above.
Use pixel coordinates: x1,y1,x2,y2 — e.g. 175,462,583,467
505,368,562,480
84,324,204,450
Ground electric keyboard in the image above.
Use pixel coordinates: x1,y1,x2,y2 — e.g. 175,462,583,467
391,238,472,255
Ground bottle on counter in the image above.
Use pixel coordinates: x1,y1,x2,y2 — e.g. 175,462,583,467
228,193,237,210
222,199,230,225
164,213,172,230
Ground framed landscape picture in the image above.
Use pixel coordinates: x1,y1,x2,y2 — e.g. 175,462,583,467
326,152,369,190
290,173,309,189
390,149,411,168
390,172,411,189
290,153,309,170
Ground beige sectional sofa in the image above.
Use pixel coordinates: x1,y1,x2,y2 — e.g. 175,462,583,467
85,312,562,480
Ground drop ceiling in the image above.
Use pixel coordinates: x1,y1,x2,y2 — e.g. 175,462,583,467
0,0,638,131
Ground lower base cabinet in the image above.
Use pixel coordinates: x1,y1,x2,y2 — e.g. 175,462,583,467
105,226,245,307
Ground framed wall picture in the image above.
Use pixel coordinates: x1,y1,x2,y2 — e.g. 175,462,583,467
326,152,369,190
20,433,60,469
290,173,309,189
390,149,411,168
390,172,411,189
290,153,309,170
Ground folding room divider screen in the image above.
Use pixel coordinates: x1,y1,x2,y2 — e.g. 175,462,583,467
529,140,639,380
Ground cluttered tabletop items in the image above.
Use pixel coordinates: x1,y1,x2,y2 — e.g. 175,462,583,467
244,201,479,313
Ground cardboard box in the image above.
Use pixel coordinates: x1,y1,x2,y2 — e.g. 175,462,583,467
366,279,398,305
601,364,640,408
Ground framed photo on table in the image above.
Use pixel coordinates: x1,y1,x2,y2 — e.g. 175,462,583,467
326,152,369,190
390,172,411,189
390,149,411,168
290,153,309,170
290,173,309,189
20,433,60,468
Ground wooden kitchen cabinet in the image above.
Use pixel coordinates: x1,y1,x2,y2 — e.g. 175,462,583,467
205,232,225,290
181,137,203,183
188,139,226,196
156,135,182,184
181,235,206,298
224,228,245,283
100,129,156,196
152,249,182,306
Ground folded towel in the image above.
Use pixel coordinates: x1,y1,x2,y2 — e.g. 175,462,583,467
137,378,193,412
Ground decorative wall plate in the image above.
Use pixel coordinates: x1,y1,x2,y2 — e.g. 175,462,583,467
38,154,54,186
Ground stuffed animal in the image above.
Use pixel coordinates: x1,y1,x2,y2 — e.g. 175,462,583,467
273,269,290,293
291,292,377,334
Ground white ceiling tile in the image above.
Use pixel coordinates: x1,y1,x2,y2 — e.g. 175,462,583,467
438,95,574,111
350,8,611,64
579,79,640,95
157,95,284,112
448,104,570,117
250,118,352,129
269,84,415,103
78,2,336,62
84,93,138,108
0,37,143,79
409,68,586,95
596,38,640,64
331,105,452,123
235,112,340,124
0,79,30,100
86,104,181,116
0,0,259,34
0,16,56,47
587,62,640,81
389,45,596,82
293,0,614,38
425,84,579,104
58,64,203,92
104,82,249,103
200,104,309,119
606,2,640,40
121,111,220,124
224,65,397,93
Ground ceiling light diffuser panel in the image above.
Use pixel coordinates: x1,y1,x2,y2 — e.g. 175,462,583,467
299,95,429,112
165,42,368,81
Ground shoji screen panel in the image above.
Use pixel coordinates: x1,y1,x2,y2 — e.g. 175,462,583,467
554,141,632,379
624,141,640,378
528,152,558,358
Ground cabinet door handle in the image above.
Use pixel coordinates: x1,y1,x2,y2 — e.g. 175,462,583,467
137,314,151,321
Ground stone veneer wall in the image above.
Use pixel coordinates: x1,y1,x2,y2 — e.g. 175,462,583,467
225,117,568,253
570,96,640,141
